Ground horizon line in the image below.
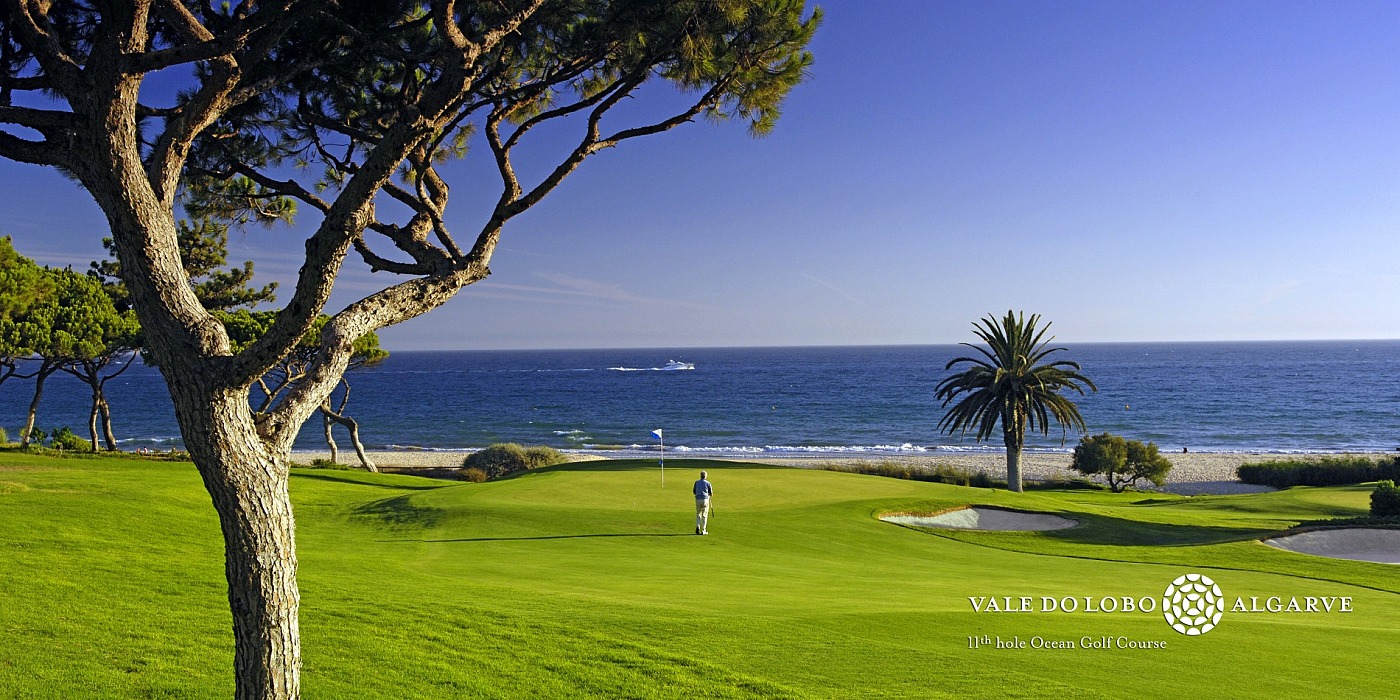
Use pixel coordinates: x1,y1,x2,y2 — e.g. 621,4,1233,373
381,338,1400,353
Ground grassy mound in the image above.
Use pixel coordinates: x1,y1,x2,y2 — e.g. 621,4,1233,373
1,453,1397,698
461,442,567,479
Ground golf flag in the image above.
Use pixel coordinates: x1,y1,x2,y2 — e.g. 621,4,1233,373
652,428,664,486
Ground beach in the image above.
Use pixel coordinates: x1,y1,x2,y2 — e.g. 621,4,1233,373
293,448,1389,495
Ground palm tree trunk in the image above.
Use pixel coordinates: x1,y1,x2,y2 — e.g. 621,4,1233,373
1004,437,1023,492
1003,409,1025,493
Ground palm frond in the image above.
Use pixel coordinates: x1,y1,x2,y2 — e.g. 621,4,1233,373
936,310,1096,446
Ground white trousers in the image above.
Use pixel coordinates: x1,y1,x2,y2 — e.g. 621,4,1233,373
695,498,710,533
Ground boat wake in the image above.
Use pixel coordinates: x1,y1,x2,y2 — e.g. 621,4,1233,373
608,360,695,372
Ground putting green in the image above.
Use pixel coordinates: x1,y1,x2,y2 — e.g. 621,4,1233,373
0,453,1396,699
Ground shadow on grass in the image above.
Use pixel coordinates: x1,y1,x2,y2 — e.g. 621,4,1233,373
508,458,792,478
392,533,694,543
901,509,1277,549
1042,511,1276,547
352,494,445,529
293,470,447,491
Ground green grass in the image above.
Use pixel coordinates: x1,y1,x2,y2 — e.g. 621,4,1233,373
1,453,1397,698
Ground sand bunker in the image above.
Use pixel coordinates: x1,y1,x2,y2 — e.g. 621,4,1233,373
1265,528,1400,564
881,507,1077,532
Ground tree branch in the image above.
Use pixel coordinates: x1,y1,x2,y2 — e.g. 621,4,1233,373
358,209,455,272
4,0,84,94
0,128,62,166
0,74,51,92
143,1,319,205
121,0,299,74
0,105,70,131
471,0,550,51
352,235,431,275
225,164,332,214
597,77,732,149
260,263,488,450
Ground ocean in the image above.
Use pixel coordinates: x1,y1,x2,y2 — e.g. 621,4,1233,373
3,341,1399,456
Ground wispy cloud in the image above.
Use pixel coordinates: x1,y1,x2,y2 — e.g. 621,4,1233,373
532,272,645,302
800,271,867,307
473,272,724,312
1257,280,1302,307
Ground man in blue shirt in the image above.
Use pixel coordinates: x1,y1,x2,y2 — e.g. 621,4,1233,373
693,470,713,535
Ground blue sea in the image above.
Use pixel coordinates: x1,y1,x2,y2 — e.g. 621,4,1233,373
3,341,1399,456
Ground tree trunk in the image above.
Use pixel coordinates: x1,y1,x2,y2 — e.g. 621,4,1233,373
322,411,338,465
1003,409,1025,493
99,397,118,451
88,388,102,451
20,363,56,448
171,384,301,700
1005,439,1023,493
79,119,307,698
321,406,376,472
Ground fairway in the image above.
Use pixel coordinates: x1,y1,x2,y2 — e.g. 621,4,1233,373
1,453,1396,699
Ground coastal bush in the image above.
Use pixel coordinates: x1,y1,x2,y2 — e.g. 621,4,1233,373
462,443,568,479
0,427,7,444
1026,476,1103,491
305,458,354,471
460,468,488,483
49,427,92,452
1069,433,1173,492
819,461,981,486
1371,481,1400,517
818,461,1101,490
23,427,46,446
1236,457,1400,488
523,446,566,468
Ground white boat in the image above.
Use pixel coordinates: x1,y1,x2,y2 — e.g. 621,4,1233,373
661,360,695,371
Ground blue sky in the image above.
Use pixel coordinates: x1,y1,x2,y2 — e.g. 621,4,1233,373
4,0,1400,350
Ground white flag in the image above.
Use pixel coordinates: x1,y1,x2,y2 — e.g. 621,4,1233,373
651,429,663,440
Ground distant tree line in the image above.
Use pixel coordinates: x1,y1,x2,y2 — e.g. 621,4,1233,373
0,230,385,468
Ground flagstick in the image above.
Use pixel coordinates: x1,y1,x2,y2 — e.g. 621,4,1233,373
660,432,665,487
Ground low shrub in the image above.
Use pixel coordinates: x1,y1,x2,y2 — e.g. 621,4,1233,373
523,445,565,468
968,470,996,489
22,426,46,446
821,461,966,485
1296,515,1400,529
1026,476,1103,491
0,426,7,444
1236,457,1400,488
462,443,568,479
460,467,488,483
49,427,92,452
818,460,1102,491
305,458,353,470
1372,481,1400,517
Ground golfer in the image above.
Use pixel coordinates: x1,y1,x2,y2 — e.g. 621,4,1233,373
693,470,713,535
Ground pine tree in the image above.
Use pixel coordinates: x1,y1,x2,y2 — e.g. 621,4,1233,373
1,4,819,695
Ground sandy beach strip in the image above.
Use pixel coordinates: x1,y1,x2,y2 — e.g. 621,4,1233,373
292,448,1389,495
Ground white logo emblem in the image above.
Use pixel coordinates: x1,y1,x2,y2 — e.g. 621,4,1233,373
1163,574,1223,635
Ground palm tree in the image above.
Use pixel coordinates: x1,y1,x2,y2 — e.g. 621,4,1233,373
936,311,1097,492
